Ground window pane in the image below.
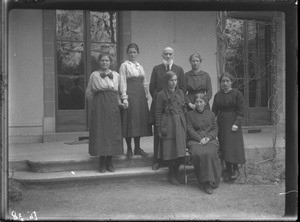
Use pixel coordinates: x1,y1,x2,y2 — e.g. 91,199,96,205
56,10,84,41
57,42,84,75
58,76,85,110
90,11,117,43
91,43,117,72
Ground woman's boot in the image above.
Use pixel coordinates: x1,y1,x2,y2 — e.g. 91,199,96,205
230,163,239,180
224,161,232,182
106,155,115,172
173,158,182,184
99,156,106,173
125,138,133,159
168,160,180,186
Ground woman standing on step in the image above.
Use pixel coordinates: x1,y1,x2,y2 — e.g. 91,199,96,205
86,53,124,173
212,72,246,181
186,93,222,194
155,71,187,186
119,43,152,159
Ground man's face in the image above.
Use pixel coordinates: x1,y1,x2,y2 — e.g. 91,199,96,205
162,49,174,62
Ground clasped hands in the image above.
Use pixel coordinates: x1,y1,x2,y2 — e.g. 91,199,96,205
231,124,238,132
199,137,210,146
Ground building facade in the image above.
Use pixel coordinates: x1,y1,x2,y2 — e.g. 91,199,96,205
7,9,285,143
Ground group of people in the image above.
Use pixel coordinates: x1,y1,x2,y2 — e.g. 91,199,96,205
85,44,246,195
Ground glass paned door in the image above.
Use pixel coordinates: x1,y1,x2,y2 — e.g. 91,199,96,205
224,18,273,126
56,10,118,132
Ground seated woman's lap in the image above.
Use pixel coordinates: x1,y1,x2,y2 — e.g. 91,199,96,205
188,142,219,159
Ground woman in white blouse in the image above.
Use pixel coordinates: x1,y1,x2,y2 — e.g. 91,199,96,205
119,43,152,159
86,53,124,173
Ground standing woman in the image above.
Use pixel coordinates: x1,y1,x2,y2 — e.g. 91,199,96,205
212,72,246,181
186,93,222,194
86,53,124,173
155,71,187,186
185,53,212,111
119,43,152,158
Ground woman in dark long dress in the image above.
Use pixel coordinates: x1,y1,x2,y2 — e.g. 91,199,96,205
185,53,212,111
119,43,152,159
212,72,246,181
186,93,222,194
85,53,124,173
155,71,187,186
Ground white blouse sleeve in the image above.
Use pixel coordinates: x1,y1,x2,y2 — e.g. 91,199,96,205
85,73,94,101
119,62,128,100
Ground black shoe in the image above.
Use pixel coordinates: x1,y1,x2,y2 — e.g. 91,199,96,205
204,182,213,194
152,162,160,170
106,163,115,172
169,177,181,186
134,148,148,157
106,157,115,172
230,170,238,180
126,149,133,159
222,169,231,182
99,164,106,173
99,157,106,173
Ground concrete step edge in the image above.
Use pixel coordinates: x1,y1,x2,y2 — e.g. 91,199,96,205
10,166,195,184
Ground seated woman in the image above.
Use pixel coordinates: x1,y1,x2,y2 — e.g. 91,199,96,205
186,93,222,194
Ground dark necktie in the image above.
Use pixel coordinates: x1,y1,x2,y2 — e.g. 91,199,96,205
166,65,170,71
100,72,113,79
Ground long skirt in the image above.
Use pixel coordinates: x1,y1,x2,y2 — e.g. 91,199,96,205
217,110,246,164
121,77,152,138
89,90,123,156
187,140,222,184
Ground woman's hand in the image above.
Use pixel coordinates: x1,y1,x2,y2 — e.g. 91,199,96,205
188,103,196,110
200,137,210,145
123,99,129,109
231,124,238,132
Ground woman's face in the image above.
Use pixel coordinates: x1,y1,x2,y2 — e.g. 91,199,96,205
195,97,206,112
167,75,177,90
99,56,111,70
190,56,201,70
221,76,233,91
127,47,138,62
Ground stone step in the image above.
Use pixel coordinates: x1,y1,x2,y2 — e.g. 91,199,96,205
10,155,155,173
10,166,195,185
9,144,285,174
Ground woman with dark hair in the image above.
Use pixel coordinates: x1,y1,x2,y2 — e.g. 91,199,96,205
185,53,212,111
86,53,123,173
119,43,152,159
212,72,246,181
186,93,222,194
155,71,187,185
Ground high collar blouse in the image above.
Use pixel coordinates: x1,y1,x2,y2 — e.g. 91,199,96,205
185,69,212,103
119,60,147,99
85,69,120,101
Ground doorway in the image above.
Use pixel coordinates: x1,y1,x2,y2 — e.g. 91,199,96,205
220,16,275,126
55,10,118,132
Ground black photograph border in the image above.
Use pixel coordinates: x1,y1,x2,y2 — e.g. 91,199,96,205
1,0,298,220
